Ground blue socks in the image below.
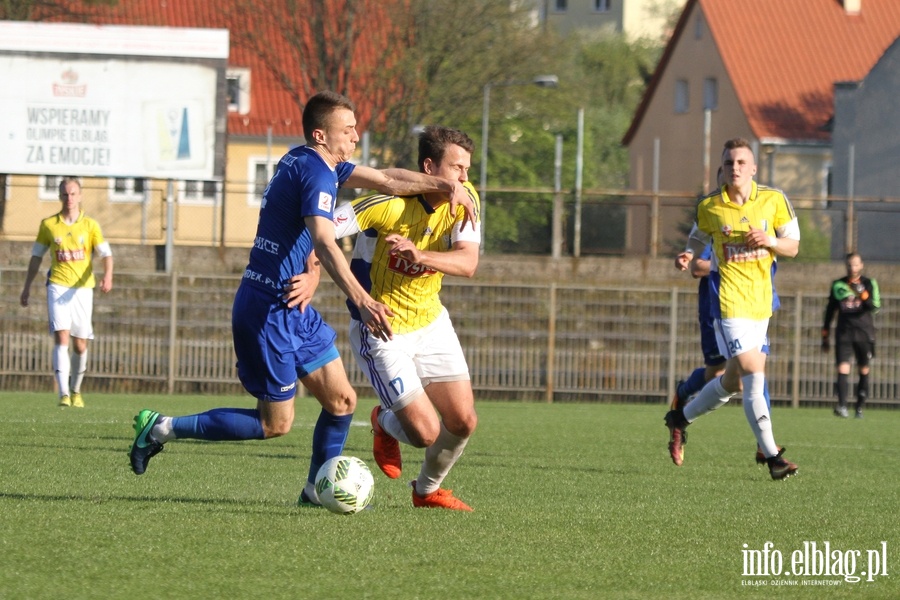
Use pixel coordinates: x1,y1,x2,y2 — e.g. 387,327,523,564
306,409,353,485
172,408,265,441
678,367,708,400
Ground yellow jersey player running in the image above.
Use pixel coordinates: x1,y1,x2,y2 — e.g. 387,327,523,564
332,125,480,510
664,138,800,480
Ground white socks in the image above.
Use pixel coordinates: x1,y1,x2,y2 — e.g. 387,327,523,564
742,372,779,458
70,350,87,394
683,376,734,422
53,344,70,397
379,408,412,445
415,424,468,496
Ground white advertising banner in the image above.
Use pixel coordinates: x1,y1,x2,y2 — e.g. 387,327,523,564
0,21,228,180
0,56,219,179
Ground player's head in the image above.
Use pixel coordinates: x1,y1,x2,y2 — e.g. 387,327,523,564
302,91,359,162
721,137,757,189
845,252,864,279
58,177,82,208
417,125,474,183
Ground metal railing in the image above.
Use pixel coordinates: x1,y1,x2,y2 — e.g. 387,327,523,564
2,269,897,407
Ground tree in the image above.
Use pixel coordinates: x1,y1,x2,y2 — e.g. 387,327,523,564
223,0,411,133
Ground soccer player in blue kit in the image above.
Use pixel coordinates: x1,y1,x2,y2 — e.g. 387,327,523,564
129,91,474,507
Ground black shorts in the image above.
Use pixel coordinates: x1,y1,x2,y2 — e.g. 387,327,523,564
835,331,875,367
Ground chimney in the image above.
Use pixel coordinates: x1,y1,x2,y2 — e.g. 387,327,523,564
844,0,861,15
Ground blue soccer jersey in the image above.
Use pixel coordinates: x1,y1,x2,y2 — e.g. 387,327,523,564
233,145,355,401
242,145,356,296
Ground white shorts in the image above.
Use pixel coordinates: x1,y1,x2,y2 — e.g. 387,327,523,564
714,318,768,360
47,283,94,339
349,308,469,411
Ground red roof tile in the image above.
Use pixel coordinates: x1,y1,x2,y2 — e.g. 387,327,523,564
625,0,900,144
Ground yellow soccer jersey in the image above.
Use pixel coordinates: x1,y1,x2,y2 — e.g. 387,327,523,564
333,182,481,334
694,181,797,320
35,211,106,288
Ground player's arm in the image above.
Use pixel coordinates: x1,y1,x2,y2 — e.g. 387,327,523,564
345,165,475,229
684,222,710,256
384,234,479,278
306,214,394,340
20,243,49,307
674,250,692,272
821,288,838,352
689,256,711,279
96,241,113,294
282,250,322,311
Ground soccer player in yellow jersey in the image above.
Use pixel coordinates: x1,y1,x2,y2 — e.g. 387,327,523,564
331,125,480,510
20,177,114,408
664,138,800,480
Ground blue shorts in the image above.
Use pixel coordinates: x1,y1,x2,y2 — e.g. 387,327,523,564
232,283,339,401
700,316,726,367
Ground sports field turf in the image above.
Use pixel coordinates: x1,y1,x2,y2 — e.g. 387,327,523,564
1,392,896,599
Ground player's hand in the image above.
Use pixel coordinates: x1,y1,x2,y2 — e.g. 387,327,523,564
99,273,113,294
449,181,476,231
358,300,394,342
282,272,319,311
851,281,869,301
674,251,692,271
19,289,29,307
746,225,771,250
821,339,830,353
385,234,422,264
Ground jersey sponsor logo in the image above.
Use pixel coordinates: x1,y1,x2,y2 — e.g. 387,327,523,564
318,191,333,212
55,248,86,262
242,268,279,290
388,254,436,277
722,242,768,263
253,236,279,255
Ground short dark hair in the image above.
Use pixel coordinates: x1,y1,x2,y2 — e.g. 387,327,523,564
302,91,356,141
417,125,474,172
722,137,753,157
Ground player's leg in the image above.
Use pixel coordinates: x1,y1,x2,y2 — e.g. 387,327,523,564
349,318,426,479
47,284,73,405
67,288,93,408
129,284,286,475
833,332,852,417
408,380,476,511
854,338,873,418
299,354,357,505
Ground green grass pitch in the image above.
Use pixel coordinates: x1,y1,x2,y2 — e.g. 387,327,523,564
0,392,897,599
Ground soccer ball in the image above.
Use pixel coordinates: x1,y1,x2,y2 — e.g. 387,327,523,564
315,455,375,514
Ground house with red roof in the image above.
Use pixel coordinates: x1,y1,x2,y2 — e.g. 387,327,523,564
623,0,900,200
623,0,900,255
1,0,397,251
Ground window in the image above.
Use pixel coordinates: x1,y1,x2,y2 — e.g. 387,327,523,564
703,78,718,111
248,157,277,206
554,0,567,11
109,177,147,203
226,68,251,115
675,79,689,114
38,175,62,201
594,0,610,11
695,15,704,39
180,180,218,205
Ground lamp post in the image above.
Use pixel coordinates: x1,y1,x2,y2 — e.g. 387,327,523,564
480,74,558,250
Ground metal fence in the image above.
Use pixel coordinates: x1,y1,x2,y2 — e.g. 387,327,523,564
2,269,897,407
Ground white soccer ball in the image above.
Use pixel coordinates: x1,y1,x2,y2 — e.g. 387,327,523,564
315,455,375,514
